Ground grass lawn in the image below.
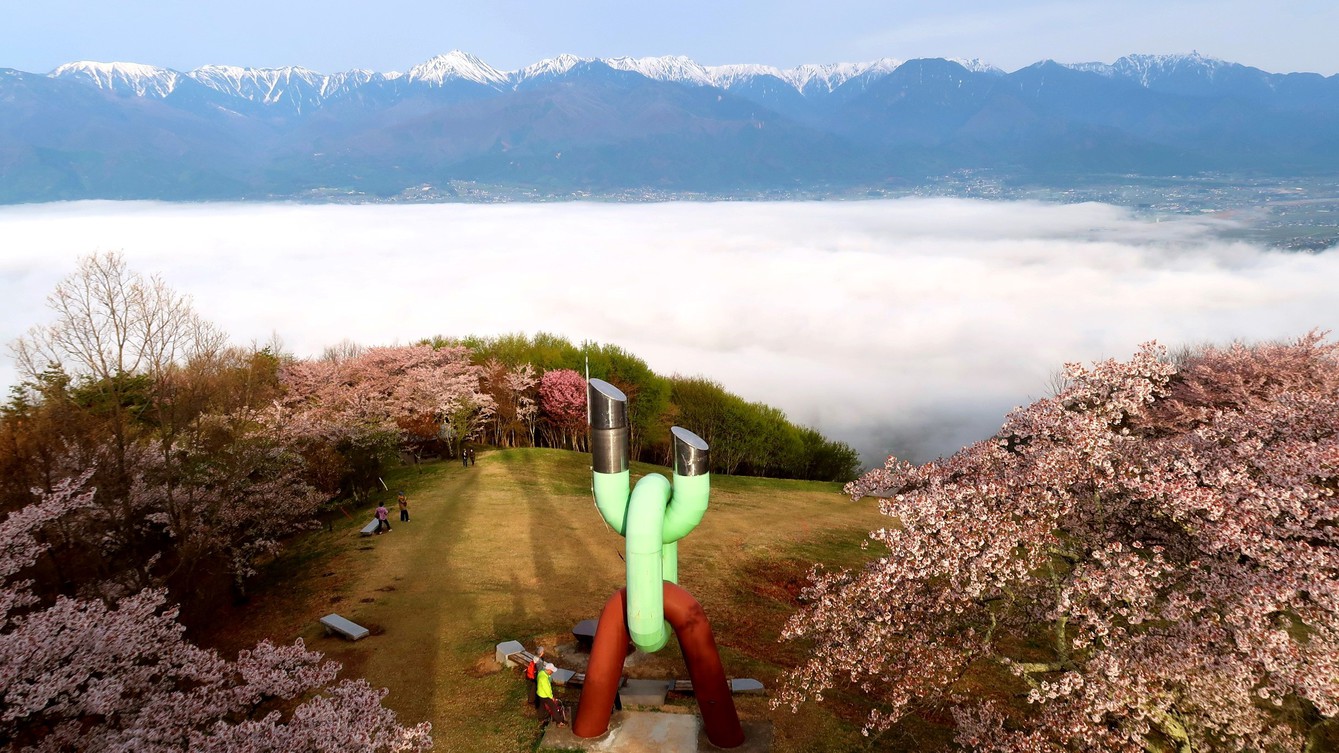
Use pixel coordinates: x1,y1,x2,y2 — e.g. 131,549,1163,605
201,448,897,752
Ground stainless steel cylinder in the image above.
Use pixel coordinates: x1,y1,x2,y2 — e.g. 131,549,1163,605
588,378,628,429
671,426,710,477
591,427,629,474
589,379,629,473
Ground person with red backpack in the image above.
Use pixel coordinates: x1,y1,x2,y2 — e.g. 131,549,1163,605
525,646,545,710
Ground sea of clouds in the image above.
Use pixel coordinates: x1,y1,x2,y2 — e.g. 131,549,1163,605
2,199,1336,466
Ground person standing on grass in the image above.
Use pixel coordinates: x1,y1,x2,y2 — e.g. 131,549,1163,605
468,447,476,466
537,663,566,727
461,447,469,468
397,491,409,522
375,502,391,533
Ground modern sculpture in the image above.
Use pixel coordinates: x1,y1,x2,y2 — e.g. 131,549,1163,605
573,379,745,748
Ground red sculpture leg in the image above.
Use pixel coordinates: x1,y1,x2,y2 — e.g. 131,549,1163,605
572,589,632,738
663,582,744,747
572,583,745,748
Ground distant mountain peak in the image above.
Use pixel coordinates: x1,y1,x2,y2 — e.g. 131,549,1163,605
406,50,509,87
596,55,915,94
781,58,904,93
515,53,592,83
604,55,714,86
703,63,787,88
186,64,327,108
947,58,1004,75
1064,52,1235,85
50,60,181,97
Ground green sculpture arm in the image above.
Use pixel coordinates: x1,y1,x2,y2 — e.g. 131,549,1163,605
588,379,711,652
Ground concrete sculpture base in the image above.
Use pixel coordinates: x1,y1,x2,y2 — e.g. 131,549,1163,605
541,711,773,753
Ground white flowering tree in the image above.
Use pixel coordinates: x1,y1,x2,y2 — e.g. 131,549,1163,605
777,335,1339,752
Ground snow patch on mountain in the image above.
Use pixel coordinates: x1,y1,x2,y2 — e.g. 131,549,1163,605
781,58,904,93
948,58,1004,75
704,63,787,88
1063,52,1231,86
1112,52,1230,85
604,55,714,86
49,61,181,97
514,54,591,84
597,56,913,95
187,65,329,111
1065,61,1116,76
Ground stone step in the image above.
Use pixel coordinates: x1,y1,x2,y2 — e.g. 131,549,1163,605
620,678,670,706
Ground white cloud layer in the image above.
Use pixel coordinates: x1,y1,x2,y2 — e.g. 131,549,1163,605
2,199,1336,465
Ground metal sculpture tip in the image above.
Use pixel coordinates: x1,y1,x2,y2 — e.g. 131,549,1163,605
671,426,710,476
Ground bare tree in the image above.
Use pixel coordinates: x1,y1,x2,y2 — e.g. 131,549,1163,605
8,251,227,593
12,251,224,384
320,338,365,363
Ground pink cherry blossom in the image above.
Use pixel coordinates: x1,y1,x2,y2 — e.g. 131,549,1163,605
777,334,1339,751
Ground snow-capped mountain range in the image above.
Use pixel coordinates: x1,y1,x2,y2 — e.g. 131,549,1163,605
43,49,1296,104
47,49,1001,97
5,50,1337,203
45,50,1230,106
47,50,988,102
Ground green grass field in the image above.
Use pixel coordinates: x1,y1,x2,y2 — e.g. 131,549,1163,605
203,448,901,752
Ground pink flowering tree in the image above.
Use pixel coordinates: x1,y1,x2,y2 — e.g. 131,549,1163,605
777,335,1339,752
0,475,432,752
539,369,587,450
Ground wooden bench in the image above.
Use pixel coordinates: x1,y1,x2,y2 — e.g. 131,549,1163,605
359,518,380,536
320,613,369,641
508,650,539,668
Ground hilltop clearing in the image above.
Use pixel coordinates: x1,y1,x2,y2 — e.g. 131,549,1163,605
201,448,891,752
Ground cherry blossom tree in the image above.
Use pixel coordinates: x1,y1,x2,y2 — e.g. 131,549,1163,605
135,413,327,596
508,363,540,447
0,476,432,752
777,334,1339,752
538,369,588,450
277,344,492,489
478,359,536,448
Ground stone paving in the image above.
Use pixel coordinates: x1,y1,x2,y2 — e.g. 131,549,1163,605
539,711,773,753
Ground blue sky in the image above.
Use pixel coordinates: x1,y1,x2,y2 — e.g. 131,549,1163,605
4,0,1337,75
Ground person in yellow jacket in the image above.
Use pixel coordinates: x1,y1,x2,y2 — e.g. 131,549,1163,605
537,663,567,727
